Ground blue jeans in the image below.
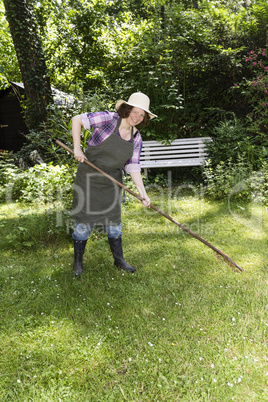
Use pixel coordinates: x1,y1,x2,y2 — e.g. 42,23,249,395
72,223,123,241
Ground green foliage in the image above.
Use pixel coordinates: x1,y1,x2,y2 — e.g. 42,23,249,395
0,2,20,89
0,151,22,201
19,163,75,208
206,115,263,169
203,156,252,200
97,1,268,140
0,159,76,214
15,91,112,166
22,1,264,140
232,48,268,152
1,0,268,167
203,156,268,204
241,0,268,47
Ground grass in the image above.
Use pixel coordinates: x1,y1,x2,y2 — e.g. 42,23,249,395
0,190,267,401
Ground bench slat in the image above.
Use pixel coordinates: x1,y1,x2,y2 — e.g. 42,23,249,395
141,145,206,153
141,152,207,160
140,158,207,168
141,149,207,156
140,137,212,172
142,137,211,146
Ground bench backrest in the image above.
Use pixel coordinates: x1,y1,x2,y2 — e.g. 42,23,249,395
140,137,211,168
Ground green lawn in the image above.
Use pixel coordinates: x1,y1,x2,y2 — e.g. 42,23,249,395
0,192,267,401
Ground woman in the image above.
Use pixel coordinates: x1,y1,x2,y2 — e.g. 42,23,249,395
71,92,157,277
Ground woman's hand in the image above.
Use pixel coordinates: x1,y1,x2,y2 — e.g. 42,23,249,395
141,194,151,208
129,171,151,208
74,148,86,163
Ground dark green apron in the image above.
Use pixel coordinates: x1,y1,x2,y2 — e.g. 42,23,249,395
72,118,134,225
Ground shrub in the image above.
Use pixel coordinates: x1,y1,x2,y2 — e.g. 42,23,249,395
232,49,268,159
206,115,264,169
203,156,268,205
0,151,24,202
19,163,76,209
249,161,268,205
1,160,76,211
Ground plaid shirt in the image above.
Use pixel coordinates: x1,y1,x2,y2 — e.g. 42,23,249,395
81,111,142,173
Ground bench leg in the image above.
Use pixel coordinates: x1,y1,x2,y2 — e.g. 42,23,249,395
168,170,172,187
144,168,148,179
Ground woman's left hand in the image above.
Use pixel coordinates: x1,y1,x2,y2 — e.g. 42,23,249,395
129,171,151,208
142,195,151,208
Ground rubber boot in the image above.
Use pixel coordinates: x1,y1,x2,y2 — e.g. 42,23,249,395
73,240,87,277
108,236,136,273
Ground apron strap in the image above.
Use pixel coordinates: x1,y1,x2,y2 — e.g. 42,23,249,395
114,117,122,135
122,126,134,203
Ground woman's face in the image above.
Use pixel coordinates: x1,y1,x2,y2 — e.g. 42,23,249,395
126,107,145,127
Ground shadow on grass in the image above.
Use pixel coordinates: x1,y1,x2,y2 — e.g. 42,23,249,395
0,206,72,251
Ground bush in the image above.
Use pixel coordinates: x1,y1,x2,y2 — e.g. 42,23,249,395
203,156,268,205
249,161,268,205
233,48,268,152
1,161,76,211
206,116,264,169
0,151,23,202
19,163,76,209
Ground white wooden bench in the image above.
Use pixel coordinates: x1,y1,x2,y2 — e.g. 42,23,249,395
140,137,212,176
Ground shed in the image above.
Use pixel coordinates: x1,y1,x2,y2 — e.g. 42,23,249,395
0,82,28,152
0,82,75,153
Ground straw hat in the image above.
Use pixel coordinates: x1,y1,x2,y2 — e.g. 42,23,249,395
115,92,157,119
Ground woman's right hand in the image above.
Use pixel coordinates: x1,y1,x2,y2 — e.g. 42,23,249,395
74,148,86,163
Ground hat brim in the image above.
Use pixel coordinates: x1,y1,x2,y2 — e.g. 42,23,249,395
115,99,157,119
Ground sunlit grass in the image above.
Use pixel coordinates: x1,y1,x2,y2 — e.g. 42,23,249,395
0,194,267,401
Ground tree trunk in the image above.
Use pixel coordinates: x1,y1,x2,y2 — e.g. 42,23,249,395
192,0,198,9
3,0,52,128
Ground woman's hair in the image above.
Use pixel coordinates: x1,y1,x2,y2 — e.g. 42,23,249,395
117,103,150,128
